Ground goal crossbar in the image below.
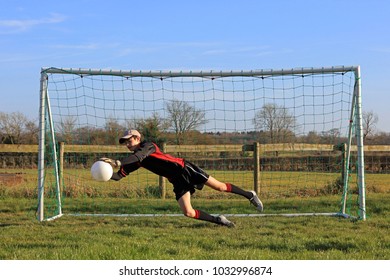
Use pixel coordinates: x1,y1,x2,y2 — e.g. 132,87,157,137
41,65,358,78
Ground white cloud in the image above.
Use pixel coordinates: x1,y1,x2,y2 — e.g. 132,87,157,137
0,13,66,34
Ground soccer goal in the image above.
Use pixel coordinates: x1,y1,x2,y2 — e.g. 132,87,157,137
37,66,366,222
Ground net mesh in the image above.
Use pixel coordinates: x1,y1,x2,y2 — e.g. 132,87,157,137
39,68,361,219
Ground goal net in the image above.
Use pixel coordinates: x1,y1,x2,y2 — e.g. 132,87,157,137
37,66,366,221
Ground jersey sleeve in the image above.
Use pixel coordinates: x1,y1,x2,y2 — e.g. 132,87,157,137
112,142,156,180
120,142,156,165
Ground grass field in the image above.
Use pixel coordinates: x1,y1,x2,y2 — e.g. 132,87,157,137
1,193,389,260
1,166,389,260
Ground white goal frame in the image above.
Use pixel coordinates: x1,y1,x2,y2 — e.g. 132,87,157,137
37,66,366,221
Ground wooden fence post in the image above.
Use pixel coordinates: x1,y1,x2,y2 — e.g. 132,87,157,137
333,143,347,183
253,142,260,195
159,142,167,199
58,141,64,191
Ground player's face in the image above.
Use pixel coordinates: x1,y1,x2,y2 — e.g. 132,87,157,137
124,136,140,151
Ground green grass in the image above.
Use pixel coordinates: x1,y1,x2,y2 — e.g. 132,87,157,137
1,168,389,260
1,194,389,260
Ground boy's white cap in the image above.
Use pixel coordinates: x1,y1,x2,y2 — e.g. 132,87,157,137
119,129,141,144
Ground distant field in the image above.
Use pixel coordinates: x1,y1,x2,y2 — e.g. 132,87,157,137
1,167,389,198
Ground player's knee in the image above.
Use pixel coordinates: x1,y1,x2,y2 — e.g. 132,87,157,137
205,181,227,192
217,182,228,192
182,209,196,218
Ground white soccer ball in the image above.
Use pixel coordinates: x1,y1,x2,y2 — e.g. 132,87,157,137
91,161,113,182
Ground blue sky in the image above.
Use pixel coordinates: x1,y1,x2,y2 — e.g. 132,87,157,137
1,0,389,132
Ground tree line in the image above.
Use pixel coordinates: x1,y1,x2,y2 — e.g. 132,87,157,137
1,101,388,145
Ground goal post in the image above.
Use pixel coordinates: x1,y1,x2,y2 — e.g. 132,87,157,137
37,66,366,221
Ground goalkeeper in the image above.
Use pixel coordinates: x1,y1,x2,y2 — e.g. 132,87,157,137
101,130,263,227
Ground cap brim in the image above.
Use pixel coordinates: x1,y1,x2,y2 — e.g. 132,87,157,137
119,135,131,144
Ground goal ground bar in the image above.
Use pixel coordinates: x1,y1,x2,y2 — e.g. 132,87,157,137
64,212,350,218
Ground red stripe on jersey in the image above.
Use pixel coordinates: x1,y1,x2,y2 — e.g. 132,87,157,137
149,143,185,167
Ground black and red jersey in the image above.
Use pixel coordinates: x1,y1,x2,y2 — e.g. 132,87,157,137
116,141,185,180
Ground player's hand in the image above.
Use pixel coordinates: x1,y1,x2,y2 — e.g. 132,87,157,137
99,157,121,168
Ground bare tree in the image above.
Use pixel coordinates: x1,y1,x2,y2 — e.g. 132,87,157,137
362,110,378,140
56,116,77,143
302,131,321,144
165,100,207,144
0,112,28,144
134,112,170,144
253,103,296,143
321,128,341,144
24,120,39,144
105,117,125,144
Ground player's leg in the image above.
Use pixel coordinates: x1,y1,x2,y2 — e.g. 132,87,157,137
205,176,263,211
177,191,196,218
177,191,235,227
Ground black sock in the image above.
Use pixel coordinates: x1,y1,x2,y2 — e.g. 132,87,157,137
226,183,253,200
194,209,220,224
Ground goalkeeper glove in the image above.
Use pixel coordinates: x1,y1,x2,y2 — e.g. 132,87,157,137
99,157,121,168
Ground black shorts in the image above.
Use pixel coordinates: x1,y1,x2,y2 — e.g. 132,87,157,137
170,161,209,200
